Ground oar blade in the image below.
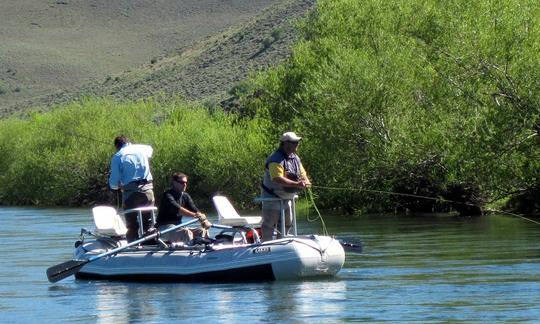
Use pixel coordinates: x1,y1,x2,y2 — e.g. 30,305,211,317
46,259,89,283
46,218,199,284
338,239,363,254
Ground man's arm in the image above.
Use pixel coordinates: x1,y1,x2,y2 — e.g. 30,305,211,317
269,163,310,189
180,193,211,229
108,156,122,190
163,193,200,217
179,194,203,217
299,164,311,186
140,144,153,159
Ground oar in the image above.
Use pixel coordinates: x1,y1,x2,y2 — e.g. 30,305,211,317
337,238,363,254
46,218,199,283
211,223,248,230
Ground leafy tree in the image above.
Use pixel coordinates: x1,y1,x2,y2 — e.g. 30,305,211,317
239,0,540,214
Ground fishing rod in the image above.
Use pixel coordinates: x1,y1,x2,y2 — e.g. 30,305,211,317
52,127,111,146
40,124,141,148
9,123,140,206
26,109,152,148
310,185,540,225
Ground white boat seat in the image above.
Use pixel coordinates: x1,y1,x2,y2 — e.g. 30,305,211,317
92,206,128,237
212,195,262,227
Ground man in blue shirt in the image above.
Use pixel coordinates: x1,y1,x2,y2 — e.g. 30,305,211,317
109,135,155,242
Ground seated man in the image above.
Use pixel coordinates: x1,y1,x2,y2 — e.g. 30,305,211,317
156,172,211,244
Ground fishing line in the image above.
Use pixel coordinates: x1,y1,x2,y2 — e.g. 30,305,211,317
304,188,328,236
311,185,540,226
312,184,471,206
484,209,540,225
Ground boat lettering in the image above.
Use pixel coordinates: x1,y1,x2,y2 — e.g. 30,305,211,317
253,247,271,254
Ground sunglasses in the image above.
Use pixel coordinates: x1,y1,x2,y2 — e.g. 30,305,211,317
174,180,188,184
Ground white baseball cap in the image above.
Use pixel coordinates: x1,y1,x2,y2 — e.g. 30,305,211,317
280,131,302,142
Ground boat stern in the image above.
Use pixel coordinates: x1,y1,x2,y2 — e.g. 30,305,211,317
271,235,345,280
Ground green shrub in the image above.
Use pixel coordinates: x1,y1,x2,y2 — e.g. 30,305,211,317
0,98,271,207
262,37,273,49
271,28,283,41
239,0,540,213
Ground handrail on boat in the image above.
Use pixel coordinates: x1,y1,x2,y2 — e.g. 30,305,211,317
254,195,298,237
118,197,299,243
121,206,158,239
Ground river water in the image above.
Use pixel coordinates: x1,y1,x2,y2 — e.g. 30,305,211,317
1,207,539,323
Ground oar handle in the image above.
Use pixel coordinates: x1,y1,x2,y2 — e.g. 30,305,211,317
210,223,250,230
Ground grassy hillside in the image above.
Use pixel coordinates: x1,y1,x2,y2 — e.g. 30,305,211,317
0,0,315,117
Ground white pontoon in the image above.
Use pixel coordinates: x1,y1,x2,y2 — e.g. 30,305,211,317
48,196,345,283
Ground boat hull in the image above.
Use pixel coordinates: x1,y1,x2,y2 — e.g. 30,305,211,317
74,235,345,282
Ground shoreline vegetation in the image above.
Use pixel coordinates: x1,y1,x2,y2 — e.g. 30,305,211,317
0,98,269,208
1,0,539,215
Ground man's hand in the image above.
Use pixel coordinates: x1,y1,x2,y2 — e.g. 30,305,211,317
298,179,312,188
195,212,212,229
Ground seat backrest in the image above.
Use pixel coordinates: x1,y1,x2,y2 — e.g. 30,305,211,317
212,196,241,220
92,206,128,236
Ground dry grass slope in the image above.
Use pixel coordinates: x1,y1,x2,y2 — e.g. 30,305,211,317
0,0,315,117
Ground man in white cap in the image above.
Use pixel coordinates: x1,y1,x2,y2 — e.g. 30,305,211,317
260,131,311,241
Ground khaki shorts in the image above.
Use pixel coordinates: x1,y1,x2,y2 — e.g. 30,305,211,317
158,224,208,243
261,206,292,241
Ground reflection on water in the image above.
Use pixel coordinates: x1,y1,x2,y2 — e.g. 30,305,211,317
289,280,347,319
1,207,539,322
94,284,129,324
88,278,347,323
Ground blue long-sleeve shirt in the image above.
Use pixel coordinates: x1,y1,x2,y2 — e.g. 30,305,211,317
109,143,153,190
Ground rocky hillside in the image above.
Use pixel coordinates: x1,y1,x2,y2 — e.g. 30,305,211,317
0,0,316,117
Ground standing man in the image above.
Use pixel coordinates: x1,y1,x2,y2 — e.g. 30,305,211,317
156,172,211,243
109,135,155,242
261,131,311,241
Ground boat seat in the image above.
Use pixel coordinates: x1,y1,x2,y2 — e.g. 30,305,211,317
212,195,262,227
92,206,128,237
